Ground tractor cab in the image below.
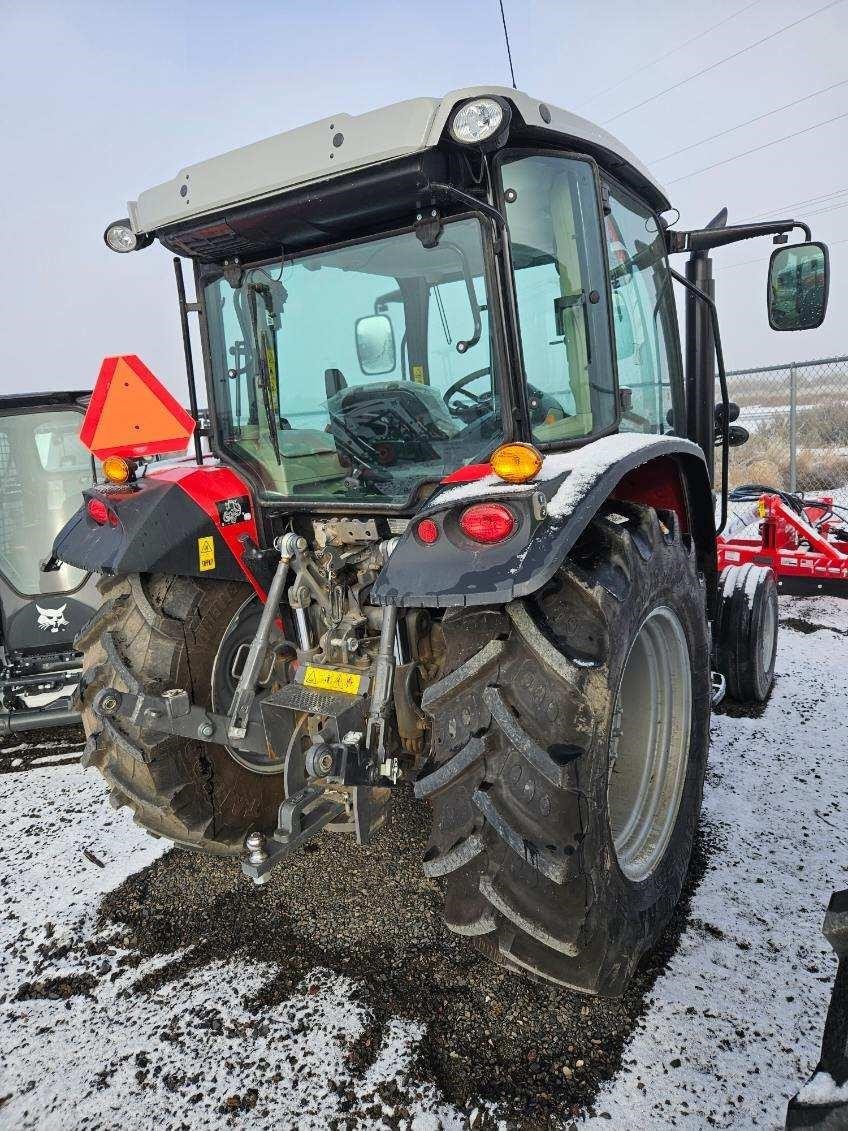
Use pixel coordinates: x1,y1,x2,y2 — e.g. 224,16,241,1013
115,90,689,512
0,391,99,734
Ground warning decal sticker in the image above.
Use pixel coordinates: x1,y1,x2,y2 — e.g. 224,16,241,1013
198,536,216,572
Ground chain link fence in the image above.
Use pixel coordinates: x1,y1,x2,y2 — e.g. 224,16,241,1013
725,355,848,494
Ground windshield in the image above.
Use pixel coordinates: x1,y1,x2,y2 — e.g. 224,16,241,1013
204,217,504,503
0,409,91,596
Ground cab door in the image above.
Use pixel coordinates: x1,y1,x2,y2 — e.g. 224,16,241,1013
0,401,98,658
601,179,685,436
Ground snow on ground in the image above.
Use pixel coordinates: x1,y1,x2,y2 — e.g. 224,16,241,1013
584,594,848,1130
0,767,458,1131
1,596,847,1130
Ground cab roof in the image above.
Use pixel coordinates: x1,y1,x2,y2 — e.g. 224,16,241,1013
128,86,669,239
0,391,90,412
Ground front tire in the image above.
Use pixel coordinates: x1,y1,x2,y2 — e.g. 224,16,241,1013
76,574,285,853
418,503,711,995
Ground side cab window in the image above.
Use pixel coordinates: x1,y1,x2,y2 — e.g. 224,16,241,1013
604,183,683,435
501,153,617,444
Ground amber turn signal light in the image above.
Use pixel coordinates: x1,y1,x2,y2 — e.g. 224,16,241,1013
490,442,543,484
102,455,134,484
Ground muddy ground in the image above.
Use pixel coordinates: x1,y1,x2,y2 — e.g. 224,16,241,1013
92,788,713,1129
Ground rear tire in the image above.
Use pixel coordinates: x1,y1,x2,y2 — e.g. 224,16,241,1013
714,563,778,704
418,503,711,995
76,574,284,853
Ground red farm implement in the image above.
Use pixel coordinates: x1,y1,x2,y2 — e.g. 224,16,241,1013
719,485,848,599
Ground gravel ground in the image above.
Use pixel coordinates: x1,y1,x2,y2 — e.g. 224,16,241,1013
91,786,710,1129
1,596,846,1130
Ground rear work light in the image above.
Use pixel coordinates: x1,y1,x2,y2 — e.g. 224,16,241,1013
87,498,118,526
459,503,516,544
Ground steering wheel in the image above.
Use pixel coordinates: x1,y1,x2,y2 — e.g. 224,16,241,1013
443,366,492,412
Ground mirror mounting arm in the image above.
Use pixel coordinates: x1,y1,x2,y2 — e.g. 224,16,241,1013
668,219,811,254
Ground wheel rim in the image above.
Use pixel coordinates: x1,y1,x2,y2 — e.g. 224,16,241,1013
760,592,777,672
210,596,288,774
607,606,692,883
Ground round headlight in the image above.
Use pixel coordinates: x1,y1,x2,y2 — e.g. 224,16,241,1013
449,98,506,145
104,220,138,253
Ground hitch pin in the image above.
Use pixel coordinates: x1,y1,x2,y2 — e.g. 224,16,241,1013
227,532,305,741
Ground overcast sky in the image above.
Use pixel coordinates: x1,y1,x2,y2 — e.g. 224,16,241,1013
1,0,846,403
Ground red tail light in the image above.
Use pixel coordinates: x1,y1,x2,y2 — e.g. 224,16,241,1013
459,503,516,544
87,498,118,526
440,462,492,484
416,518,440,544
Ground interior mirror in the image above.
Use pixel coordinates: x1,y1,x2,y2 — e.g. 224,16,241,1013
767,241,829,331
355,314,396,375
611,290,636,360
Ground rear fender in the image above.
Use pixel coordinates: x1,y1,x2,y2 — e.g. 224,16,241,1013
52,464,270,596
371,434,715,608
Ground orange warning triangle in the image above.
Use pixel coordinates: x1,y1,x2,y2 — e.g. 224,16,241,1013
80,356,196,459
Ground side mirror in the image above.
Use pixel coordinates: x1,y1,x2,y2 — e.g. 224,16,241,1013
767,241,829,331
355,314,396,375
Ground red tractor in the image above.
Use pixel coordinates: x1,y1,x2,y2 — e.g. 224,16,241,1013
51,89,829,994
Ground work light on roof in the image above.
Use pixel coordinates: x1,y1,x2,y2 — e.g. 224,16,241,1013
104,219,138,253
449,98,508,145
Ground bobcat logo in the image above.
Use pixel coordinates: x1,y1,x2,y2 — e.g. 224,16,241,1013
36,604,69,634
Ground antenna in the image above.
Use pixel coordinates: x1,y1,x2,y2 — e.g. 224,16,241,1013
498,0,517,89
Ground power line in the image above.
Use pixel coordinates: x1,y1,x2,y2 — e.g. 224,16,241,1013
603,0,845,125
650,79,848,163
801,198,848,220
498,0,517,90
742,186,848,222
577,0,763,111
667,110,848,185
720,236,848,271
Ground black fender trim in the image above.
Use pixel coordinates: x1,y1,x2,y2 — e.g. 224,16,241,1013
52,478,247,583
371,435,713,608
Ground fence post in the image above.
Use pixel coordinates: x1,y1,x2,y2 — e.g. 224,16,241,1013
788,363,798,494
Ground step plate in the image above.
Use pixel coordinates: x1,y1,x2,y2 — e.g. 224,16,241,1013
266,682,364,719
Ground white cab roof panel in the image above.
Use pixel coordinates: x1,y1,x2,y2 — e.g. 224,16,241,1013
129,86,668,235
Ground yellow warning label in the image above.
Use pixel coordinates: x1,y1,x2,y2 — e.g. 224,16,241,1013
303,666,362,695
198,535,216,572
411,364,426,384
